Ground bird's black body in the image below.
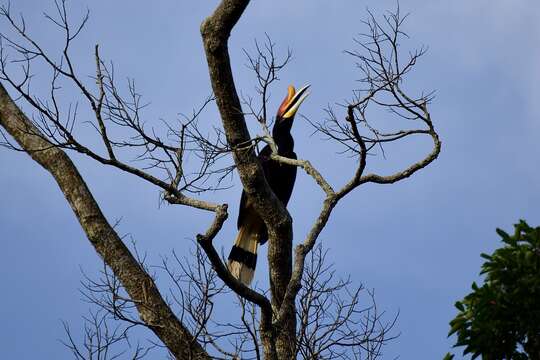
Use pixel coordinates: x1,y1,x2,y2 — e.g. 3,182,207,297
236,139,298,245
227,84,309,285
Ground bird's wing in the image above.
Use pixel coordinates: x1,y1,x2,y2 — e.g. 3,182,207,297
236,147,298,232
264,150,297,206
275,151,297,206
237,190,248,229
237,146,271,229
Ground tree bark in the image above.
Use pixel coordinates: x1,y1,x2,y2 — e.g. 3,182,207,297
0,83,210,360
200,0,296,358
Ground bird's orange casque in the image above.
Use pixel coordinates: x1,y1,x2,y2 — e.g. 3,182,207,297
277,85,297,118
277,84,310,119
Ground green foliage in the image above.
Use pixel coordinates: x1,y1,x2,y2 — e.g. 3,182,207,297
447,220,540,359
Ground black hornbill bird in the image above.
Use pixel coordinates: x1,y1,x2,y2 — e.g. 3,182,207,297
228,84,310,285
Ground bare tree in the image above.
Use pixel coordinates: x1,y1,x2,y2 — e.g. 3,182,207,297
0,1,440,359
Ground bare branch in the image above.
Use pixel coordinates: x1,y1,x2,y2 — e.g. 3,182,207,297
296,245,398,359
273,6,440,337
61,309,154,360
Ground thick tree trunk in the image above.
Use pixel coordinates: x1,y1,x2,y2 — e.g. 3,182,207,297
200,1,297,358
0,83,210,360
269,224,296,358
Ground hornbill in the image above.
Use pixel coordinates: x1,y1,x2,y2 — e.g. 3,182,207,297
228,84,310,285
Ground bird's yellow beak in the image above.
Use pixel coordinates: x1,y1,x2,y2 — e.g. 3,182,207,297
277,84,310,119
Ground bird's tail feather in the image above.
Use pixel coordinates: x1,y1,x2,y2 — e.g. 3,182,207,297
228,224,259,286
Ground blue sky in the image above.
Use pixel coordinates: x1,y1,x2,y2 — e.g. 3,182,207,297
1,0,539,359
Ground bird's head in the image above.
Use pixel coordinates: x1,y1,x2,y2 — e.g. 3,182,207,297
276,84,310,123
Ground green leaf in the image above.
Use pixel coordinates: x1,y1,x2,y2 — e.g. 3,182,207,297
454,301,465,312
496,228,510,241
463,344,474,355
448,324,461,337
480,253,492,261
